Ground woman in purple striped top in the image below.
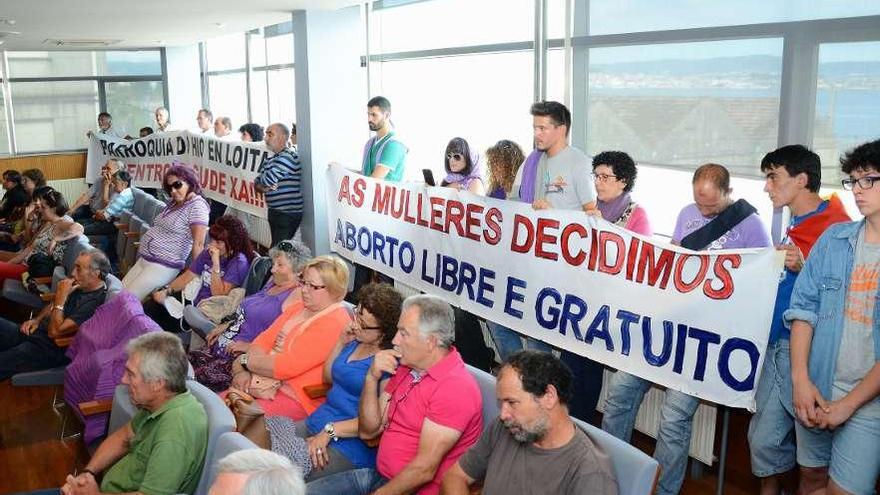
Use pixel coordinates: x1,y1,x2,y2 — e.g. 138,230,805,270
122,164,209,300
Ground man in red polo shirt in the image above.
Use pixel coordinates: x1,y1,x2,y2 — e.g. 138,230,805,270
307,294,483,495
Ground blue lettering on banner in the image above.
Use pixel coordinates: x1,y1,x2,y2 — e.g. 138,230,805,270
504,276,527,319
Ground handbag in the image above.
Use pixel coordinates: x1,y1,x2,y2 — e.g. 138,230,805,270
197,288,246,324
26,252,57,278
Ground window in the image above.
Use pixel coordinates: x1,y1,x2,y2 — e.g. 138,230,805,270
0,88,10,155
10,81,99,153
105,81,165,136
7,51,162,78
206,33,247,72
208,73,249,128
813,41,880,187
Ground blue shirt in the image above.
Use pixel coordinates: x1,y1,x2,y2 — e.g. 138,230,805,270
104,187,134,220
784,220,880,400
305,341,377,468
256,148,303,213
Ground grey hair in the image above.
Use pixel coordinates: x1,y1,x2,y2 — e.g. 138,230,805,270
401,294,456,348
269,122,291,141
215,449,305,495
126,332,188,393
81,248,111,281
268,240,312,273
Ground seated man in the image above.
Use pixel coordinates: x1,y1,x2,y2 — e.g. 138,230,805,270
69,159,121,222
0,248,110,380
442,350,617,494
21,332,208,495
83,170,135,238
308,294,483,495
208,449,305,495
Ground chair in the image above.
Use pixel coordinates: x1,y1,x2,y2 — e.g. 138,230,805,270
1,236,92,309
194,432,259,495
466,364,499,431
106,379,236,495
572,417,660,495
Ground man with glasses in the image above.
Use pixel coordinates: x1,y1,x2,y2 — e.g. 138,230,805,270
196,108,214,134
747,145,850,495
308,295,482,495
786,138,880,495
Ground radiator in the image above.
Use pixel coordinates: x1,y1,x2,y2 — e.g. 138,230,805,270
48,178,88,205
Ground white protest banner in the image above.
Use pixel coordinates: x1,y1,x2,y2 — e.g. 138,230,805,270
325,164,783,410
86,131,271,218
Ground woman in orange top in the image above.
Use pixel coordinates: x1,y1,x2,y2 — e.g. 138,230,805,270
227,255,351,420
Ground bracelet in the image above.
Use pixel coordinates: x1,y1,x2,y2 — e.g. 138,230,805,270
82,468,97,478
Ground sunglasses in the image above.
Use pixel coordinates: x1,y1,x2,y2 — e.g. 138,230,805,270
277,240,295,252
164,180,185,192
298,274,327,291
446,153,464,161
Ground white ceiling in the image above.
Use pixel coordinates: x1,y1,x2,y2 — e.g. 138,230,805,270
0,0,361,51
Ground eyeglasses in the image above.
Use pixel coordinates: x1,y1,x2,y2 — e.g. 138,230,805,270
446,153,464,161
298,274,327,291
842,176,880,191
353,306,383,331
592,173,619,183
165,180,185,192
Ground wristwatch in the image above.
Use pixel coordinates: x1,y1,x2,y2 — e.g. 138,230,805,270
324,422,338,442
238,353,250,372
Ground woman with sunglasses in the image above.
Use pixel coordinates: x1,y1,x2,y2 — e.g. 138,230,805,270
140,214,254,334
190,240,311,391
239,283,404,481
225,256,351,424
440,137,485,195
122,164,209,300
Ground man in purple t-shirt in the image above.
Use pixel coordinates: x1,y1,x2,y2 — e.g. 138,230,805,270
602,164,770,495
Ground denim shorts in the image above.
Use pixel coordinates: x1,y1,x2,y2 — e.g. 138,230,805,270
795,392,880,495
747,339,797,477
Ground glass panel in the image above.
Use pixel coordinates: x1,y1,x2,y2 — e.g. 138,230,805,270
371,0,533,53
7,51,161,78
0,88,9,155
206,33,247,71
105,81,165,137
208,73,249,130
250,31,268,68
373,50,534,181
585,38,783,179
266,33,294,66
267,68,296,127
10,81,99,152
250,69,270,129
813,41,880,188
587,0,880,35
546,48,566,104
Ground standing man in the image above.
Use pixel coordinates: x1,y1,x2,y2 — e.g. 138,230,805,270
69,159,121,222
442,350,617,494
748,145,850,495
255,123,302,247
362,96,407,182
87,112,125,139
154,107,175,133
496,100,601,422
602,163,770,495
196,108,214,134
214,116,236,141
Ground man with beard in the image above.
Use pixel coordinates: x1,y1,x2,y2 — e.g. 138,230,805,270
441,351,617,495
361,96,407,182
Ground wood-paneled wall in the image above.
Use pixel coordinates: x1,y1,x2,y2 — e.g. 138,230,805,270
0,153,86,181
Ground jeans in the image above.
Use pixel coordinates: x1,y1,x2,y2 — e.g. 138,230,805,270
267,208,303,247
601,371,700,495
71,205,94,222
560,350,604,422
306,467,387,495
0,317,69,381
485,321,552,361
748,339,796,477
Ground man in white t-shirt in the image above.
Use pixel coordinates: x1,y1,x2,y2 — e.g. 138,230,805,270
214,116,237,141
196,108,214,134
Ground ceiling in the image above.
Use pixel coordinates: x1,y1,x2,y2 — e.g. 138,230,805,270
0,0,361,51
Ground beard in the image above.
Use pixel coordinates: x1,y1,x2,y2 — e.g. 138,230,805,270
503,415,549,443
368,121,382,131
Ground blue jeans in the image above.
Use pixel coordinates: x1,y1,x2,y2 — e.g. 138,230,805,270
601,371,700,495
748,339,796,477
486,322,552,361
306,467,387,495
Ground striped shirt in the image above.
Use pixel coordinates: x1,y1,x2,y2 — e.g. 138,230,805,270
139,195,209,269
104,187,134,220
256,148,303,213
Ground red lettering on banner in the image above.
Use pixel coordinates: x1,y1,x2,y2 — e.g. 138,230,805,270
352,178,366,207
373,183,394,214
337,175,352,205
483,207,502,245
560,223,588,265
534,218,560,261
445,200,465,237
463,204,483,242
429,196,445,232
636,246,675,289
597,231,626,275
704,254,739,300
510,214,534,254
673,254,710,293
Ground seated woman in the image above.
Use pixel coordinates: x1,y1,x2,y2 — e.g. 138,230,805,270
143,214,254,334
485,139,525,199
440,137,485,195
122,164,209,300
0,187,83,284
225,255,351,423
189,239,311,391
240,283,403,481
0,168,48,255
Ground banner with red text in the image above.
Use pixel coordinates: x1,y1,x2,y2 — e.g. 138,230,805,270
325,164,784,410
87,131,270,218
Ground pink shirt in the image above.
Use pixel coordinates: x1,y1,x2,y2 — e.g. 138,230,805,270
624,204,652,236
377,348,483,494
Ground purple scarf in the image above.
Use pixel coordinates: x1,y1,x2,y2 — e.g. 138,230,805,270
443,148,484,189
517,150,544,203
597,193,632,224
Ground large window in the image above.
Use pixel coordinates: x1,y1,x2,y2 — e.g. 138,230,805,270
105,81,165,136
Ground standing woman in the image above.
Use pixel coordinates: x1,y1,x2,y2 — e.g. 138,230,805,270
123,164,209,300
589,151,652,235
440,137,485,195
485,139,525,199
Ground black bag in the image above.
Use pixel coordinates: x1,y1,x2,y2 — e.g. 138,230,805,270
26,252,57,278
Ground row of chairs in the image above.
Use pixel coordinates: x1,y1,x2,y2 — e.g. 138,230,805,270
110,187,166,273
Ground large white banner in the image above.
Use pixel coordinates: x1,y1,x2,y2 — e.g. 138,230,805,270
325,164,783,410
87,131,271,218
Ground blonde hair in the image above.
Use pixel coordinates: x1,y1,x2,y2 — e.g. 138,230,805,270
301,255,349,299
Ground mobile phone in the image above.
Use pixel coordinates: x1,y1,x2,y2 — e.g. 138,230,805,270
422,169,436,186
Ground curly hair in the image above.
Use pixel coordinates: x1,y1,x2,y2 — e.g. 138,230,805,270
486,140,525,195
239,123,265,142
592,150,638,193
504,350,573,405
209,215,255,262
356,283,404,349
163,163,202,196
841,139,880,175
